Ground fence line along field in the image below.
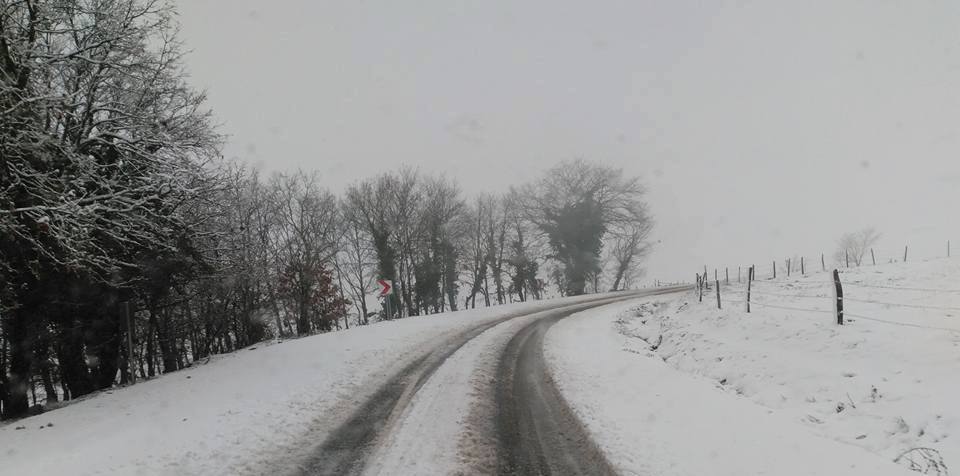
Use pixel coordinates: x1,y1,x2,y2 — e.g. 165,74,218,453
633,251,958,475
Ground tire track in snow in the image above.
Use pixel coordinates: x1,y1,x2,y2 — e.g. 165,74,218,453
296,291,688,475
494,287,686,475
494,308,618,475
295,292,656,475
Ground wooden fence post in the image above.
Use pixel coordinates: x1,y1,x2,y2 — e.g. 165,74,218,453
714,269,718,283
821,253,825,271
716,279,721,309
832,269,843,325
773,261,776,279
801,257,805,275
787,258,791,277
871,248,876,266
738,266,741,283
904,245,908,262
725,267,729,285
746,266,753,313
845,250,850,268
697,273,702,302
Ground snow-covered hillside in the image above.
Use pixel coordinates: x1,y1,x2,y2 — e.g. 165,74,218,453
547,258,959,475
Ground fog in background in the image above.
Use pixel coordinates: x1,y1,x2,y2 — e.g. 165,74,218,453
175,0,960,283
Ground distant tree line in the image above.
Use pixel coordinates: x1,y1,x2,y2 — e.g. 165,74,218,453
0,0,652,419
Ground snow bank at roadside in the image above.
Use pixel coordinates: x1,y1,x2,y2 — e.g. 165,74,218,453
0,293,613,476
545,299,912,476
626,258,960,472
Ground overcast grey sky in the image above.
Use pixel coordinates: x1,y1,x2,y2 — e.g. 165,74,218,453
175,0,960,283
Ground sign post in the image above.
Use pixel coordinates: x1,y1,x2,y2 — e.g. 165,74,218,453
378,279,393,319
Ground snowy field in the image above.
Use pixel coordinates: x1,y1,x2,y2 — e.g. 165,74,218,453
0,293,622,476
546,258,959,475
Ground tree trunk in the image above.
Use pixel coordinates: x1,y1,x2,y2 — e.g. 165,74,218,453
146,306,157,377
359,293,368,326
611,257,631,292
60,379,70,402
157,308,179,374
89,307,122,390
57,320,94,399
296,290,311,336
483,273,491,307
268,287,284,338
494,231,506,304
402,255,416,317
35,336,58,403
2,310,32,418
567,273,587,296
0,330,7,414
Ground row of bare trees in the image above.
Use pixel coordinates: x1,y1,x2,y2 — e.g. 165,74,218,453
337,160,654,319
0,0,653,420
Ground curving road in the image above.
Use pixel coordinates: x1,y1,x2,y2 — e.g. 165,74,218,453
295,287,687,475
494,306,618,475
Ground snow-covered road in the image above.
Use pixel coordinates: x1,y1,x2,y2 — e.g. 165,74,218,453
301,289,686,475
492,302,618,475
347,283,911,476
0,288,682,476
7,279,924,475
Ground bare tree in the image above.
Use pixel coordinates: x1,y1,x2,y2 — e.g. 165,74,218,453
834,228,881,267
338,199,377,325
344,175,399,319
270,171,340,335
463,196,493,308
213,165,278,342
521,160,652,296
505,189,542,302
609,224,651,291
1,0,222,418
483,195,511,305
417,175,465,313
388,169,424,317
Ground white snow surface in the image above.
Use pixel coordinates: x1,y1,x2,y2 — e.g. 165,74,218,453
546,259,960,475
361,309,545,476
0,293,614,476
7,259,955,476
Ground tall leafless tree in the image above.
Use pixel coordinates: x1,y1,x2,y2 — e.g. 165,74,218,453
521,160,652,296
270,172,339,336
609,224,652,291
338,199,377,325
834,227,881,267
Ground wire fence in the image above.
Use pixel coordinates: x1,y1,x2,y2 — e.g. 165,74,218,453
692,248,959,333
843,282,960,293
